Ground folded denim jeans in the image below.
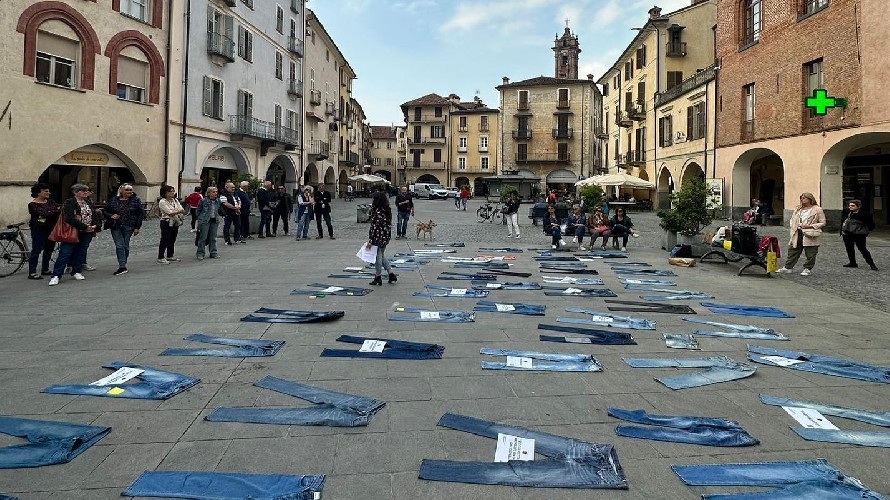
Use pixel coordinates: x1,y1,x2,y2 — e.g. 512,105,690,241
453,261,510,269
438,271,496,281
321,335,445,359
0,417,110,468
701,478,888,500
608,408,758,447
683,318,788,340
480,348,602,372
122,470,325,500
425,242,464,247
759,394,890,427
418,413,628,489
619,278,675,286
242,308,345,323
613,269,677,276
206,376,385,427
289,283,372,296
534,256,582,261
478,247,524,252
42,362,200,400
663,333,700,350
413,285,489,298
624,285,694,291
0,494,17,500
474,300,546,316
160,333,284,357
747,345,890,383
700,302,795,318
388,308,475,322
543,276,604,285
542,287,617,297
585,250,629,258
540,266,600,275
604,300,696,314
623,356,756,389
561,307,656,330
537,323,636,345
472,281,542,290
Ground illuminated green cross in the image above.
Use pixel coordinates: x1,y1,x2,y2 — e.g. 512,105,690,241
805,89,840,116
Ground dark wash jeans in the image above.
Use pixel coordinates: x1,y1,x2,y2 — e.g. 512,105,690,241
241,308,345,324
608,408,758,447
160,333,284,357
123,470,325,500
0,417,110,468
28,226,53,274
419,413,627,489
42,362,200,400
321,335,444,359
474,300,546,316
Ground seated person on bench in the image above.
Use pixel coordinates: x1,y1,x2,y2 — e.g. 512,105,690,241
609,208,636,250
542,204,564,250
565,205,587,250
586,205,611,249
753,200,773,225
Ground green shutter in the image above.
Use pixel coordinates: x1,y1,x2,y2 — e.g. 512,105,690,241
202,76,212,116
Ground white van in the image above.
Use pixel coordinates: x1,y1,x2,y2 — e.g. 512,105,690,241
411,183,448,200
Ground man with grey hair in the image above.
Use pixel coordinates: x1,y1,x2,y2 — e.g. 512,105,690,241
220,182,241,245
256,180,273,238
195,186,221,260
236,181,251,241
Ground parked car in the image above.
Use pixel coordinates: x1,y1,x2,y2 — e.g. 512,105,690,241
411,183,449,200
444,187,460,198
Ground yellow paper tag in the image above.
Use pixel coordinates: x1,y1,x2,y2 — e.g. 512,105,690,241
723,240,732,251
106,387,125,395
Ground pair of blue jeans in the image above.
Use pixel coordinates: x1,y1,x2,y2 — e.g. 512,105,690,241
671,459,886,500
747,345,890,383
425,242,464,247
663,333,700,350
604,300,696,315
534,255,582,261
241,308,344,323
160,334,284,357
760,394,890,448
700,302,795,318
683,317,789,340
452,261,510,269
110,225,135,268
396,210,410,237
585,249,628,257
608,408,758,447
613,268,676,276
642,292,715,300
388,308,475,322
196,218,218,258
27,226,54,274
759,393,890,427
480,348,602,372
289,283,371,296
543,276,603,285
620,277,675,286
414,285,489,298
42,362,200,400
560,307,656,330
479,247,523,253
123,471,325,500
52,231,93,277
540,266,599,275
206,376,385,427
439,271,495,281
623,356,756,389
295,206,312,239
542,287,617,297
0,417,110,468
321,335,444,359
473,300,545,316
538,323,637,345
418,413,628,489
471,281,541,290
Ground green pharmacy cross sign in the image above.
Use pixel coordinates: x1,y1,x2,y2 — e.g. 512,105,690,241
805,89,847,116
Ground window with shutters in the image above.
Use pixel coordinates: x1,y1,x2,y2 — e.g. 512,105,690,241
276,6,284,34
434,106,443,117
557,143,569,161
517,143,528,161
207,8,234,61
742,83,755,136
804,58,823,118
659,116,673,147
667,71,683,90
557,88,569,107
518,90,529,110
386,158,393,166
275,52,283,79
286,109,297,130
116,56,147,102
35,32,78,88
433,149,442,162
203,76,224,119
431,125,445,138
289,61,296,81
236,89,253,118
237,26,253,62
121,0,149,22
602,83,609,97
686,102,706,140
458,116,467,131
624,60,633,80
274,103,282,130
636,45,646,68
636,81,646,107
625,91,633,112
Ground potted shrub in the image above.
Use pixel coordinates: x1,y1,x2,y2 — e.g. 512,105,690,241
657,177,715,249
579,185,604,213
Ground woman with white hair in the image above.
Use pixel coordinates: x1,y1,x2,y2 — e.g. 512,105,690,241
104,183,144,275
195,186,221,260
776,192,826,276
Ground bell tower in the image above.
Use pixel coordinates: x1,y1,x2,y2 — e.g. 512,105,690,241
553,22,580,79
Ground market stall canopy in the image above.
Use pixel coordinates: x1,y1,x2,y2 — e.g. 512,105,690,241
575,173,655,189
348,174,391,184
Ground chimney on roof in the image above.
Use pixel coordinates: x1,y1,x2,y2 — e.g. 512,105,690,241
502,77,510,85
587,74,594,80
649,5,662,18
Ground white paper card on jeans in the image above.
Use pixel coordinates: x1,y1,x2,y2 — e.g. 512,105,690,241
393,259,408,264
450,288,467,295
563,288,583,294
564,337,593,344
495,303,516,312
343,266,364,272
486,283,502,288
625,279,644,284
90,367,144,386
320,286,344,293
761,355,804,366
419,311,440,319
590,315,614,323
356,245,378,264
359,340,387,353
505,356,533,368
494,433,535,462
782,407,839,430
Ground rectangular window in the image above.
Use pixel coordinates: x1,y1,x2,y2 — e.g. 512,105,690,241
121,0,148,22
241,0,254,7
459,116,467,131
431,125,445,138
433,149,442,162
458,157,466,170
667,71,683,90
625,91,633,112
518,90,529,110
237,26,253,62
636,45,646,68
274,104,282,129
286,109,296,130
603,83,609,97
275,52,283,79
805,58,824,117
373,157,380,166
35,33,77,87
434,106,443,117
414,107,421,121
742,0,762,47
203,76,224,119
481,157,489,170
479,136,488,148
558,88,569,107
636,81,646,106
557,143,569,161
459,137,467,148
659,116,673,147
624,60,633,80
801,0,828,16
613,74,620,90
276,6,284,34
289,61,296,81
237,89,253,117
480,115,489,131
116,56,147,102
743,83,756,124
517,143,528,161
386,157,393,166
686,102,706,140
386,142,392,149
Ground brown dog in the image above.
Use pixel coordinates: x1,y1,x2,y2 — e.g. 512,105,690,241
416,220,437,240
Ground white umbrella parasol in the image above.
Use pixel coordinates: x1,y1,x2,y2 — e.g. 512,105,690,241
575,173,655,189
348,174,391,184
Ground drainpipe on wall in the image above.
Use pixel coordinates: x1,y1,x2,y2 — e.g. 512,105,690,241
162,0,174,189
178,0,192,187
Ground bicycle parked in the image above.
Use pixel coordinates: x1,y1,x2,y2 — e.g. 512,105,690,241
0,222,33,277
476,201,504,223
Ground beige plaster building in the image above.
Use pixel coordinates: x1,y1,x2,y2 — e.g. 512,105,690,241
597,1,716,203
400,93,456,186
450,99,500,193
1,0,170,222
368,126,403,183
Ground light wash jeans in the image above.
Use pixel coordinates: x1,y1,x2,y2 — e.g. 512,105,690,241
479,247,524,253
700,302,795,318
619,278,675,286
543,276,604,285
759,393,890,427
641,292,715,301
663,333,699,350
480,348,602,372
438,271,496,281
321,335,444,359
683,318,788,340
374,244,392,275
414,285,489,298
288,283,371,296
453,261,510,269
623,356,756,389
110,225,135,268
614,268,676,276
560,307,656,330
195,218,219,258
471,281,542,290
388,308,475,322
160,334,284,357
123,471,325,500
506,212,520,236
0,417,110,468
474,300,546,316
543,287,617,297
747,345,890,383
608,408,758,447
418,413,628,489
42,362,199,400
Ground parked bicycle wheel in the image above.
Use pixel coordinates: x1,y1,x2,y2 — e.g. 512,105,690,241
0,238,26,278
489,208,501,223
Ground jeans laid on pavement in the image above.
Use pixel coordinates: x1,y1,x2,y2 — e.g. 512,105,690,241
453,261,510,269
425,242,464,247
620,278,675,286
663,333,699,350
700,302,795,318
472,281,542,290
791,428,890,447
484,268,533,278
206,376,385,427
534,255,582,261
160,333,284,357
543,276,604,285
613,268,677,276
287,283,371,296
0,417,110,468
671,459,886,500
540,266,599,275
122,470,325,500
480,348,602,372
42,362,199,400
538,323,636,345
604,300,696,314
747,345,890,383
413,285,489,298
388,308,475,322
418,413,628,489
0,494,17,499
540,334,636,346
321,335,445,359
479,247,524,253
585,250,628,258
608,408,758,447
542,286,617,297
759,394,890,427
683,318,788,340
438,271,496,281
561,307,656,330
473,300,545,316
241,308,345,323
623,356,756,389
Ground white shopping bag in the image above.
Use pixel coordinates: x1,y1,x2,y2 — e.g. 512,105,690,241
356,244,378,264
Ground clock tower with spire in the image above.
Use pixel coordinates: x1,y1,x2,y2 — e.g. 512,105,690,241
553,22,580,79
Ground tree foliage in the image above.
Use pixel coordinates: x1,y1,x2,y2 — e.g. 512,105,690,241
656,177,715,236
579,185,604,212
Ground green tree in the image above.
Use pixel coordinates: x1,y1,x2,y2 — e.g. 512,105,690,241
579,185,604,212
499,185,518,201
656,177,715,236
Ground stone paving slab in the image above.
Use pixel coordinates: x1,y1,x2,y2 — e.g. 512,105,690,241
0,199,888,499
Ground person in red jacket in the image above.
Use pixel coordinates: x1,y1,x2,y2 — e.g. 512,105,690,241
459,186,470,211
183,187,203,233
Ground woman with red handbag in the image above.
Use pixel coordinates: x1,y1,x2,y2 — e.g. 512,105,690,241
586,206,611,250
48,184,98,286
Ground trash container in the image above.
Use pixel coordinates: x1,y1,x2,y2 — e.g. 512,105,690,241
528,202,569,225
356,204,370,223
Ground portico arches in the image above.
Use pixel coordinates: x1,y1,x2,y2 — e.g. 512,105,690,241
37,143,146,204
731,147,785,220
304,163,319,186
656,165,674,210
821,131,890,225
200,145,249,193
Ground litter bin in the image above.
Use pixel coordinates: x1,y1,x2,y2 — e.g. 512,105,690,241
356,204,370,223
528,202,569,225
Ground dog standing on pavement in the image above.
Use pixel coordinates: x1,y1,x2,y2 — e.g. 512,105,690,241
416,220,437,240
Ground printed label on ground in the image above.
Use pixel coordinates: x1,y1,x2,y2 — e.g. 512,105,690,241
494,433,535,462
590,315,614,323
564,337,593,344
782,406,839,430
419,311,440,319
495,304,516,312
505,356,533,368
450,288,467,295
761,355,804,366
563,288,583,294
359,340,387,353
90,367,144,386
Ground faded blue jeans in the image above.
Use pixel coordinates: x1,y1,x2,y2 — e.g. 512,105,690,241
0,417,110,468
414,285,489,298
623,356,756,389
683,318,788,340
663,333,699,350
206,376,385,427
110,225,135,268
474,300,546,316
321,335,445,359
480,348,602,372
388,308,475,322
439,271,496,281
759,393,890,427
561,307,656,330
747,345,890,383
418,413,628,489
160,334,284,357
619,278,675,286
608,408,758,447
700,302,795,318
42,362,200,400
538,323,637,345
472,281,541,290
196,218,219,258
614,268,676,276
123,470,325,500
543,276,603,285
543,287,617,297
288,283,371,296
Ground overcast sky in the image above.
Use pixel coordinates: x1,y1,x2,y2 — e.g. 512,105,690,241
307,0,692,125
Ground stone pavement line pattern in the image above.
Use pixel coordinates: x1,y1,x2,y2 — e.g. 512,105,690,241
0,198,888,499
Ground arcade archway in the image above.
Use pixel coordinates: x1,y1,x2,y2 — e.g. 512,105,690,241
38,144,144,204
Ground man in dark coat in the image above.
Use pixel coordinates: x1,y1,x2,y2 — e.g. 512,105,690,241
314,183,335,239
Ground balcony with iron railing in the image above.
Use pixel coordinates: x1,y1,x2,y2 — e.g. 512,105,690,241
458,125,468,132
478,145,488,152
408,137,447,145
556,100,570,109
229,115,298,146
308,140,330,159
479,124,489,132
512,129,532,140
287,79,302,98
616,111,633,128
207,32,235,62
288,37,303,57
655,65,717,107
409,161,446,169
666,42,687,57
630,149,646,165
515,152,570,163
309,89,322,105
552,128,573,139
630,104,646,121
325,101,336,115
341,151,360,165
408,114,447,123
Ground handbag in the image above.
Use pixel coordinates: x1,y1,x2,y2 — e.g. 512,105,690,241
169,213,185,227
801,228,822,238
49,216,79,244
597,225,609,233
843,217,869,236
